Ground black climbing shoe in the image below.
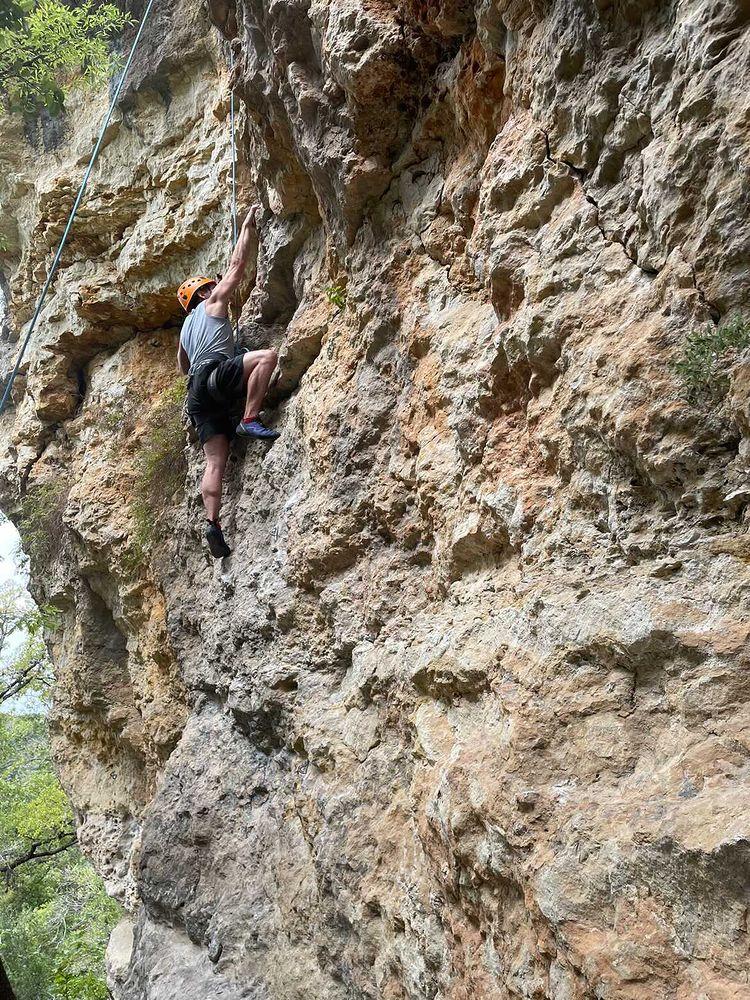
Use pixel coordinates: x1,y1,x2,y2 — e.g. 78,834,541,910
205,520,231,559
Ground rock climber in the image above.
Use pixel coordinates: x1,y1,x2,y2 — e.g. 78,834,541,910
177,205,279,560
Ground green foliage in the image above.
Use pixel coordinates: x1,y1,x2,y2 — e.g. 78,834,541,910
0,584,57,705
18,481,68,568
0,1,27,31
325,283,347,310
673,316,750,404
130,379,187,559
0,0,131,115
0,714,121,1000
0,716,71,859
100,404,125,434
0,560,117,997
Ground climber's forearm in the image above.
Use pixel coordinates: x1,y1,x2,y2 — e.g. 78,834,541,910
219,256,247,297
211,208,260,304
229,217,255,273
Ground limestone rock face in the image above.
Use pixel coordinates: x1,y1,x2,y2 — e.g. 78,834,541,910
2,0,750,997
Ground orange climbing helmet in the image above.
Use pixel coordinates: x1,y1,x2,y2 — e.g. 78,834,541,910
177,275,215,312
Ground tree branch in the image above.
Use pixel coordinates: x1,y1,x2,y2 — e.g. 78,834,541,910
1,830,76,878
0,658,45,704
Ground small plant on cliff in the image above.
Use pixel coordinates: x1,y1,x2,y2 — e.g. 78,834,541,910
100,403,126,435
130,379,187,558
0,0,132,116
325,283,347,311
18,481,68,568
673,316,750,404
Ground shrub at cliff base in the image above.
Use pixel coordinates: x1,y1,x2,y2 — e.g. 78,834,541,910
130,379,188,557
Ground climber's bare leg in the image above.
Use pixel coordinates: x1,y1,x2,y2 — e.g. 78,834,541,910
201,434,229,522
241,348,278,421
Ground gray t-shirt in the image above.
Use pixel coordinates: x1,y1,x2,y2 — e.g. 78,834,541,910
180,302,235,375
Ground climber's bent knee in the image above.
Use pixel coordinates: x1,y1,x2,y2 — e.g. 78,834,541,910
241,348,277,381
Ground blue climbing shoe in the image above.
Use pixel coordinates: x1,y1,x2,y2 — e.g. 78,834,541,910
236,418,280,440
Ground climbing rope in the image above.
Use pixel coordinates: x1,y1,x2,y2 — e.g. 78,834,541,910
229,48,238,248
0,0,157,415
228,46,240,335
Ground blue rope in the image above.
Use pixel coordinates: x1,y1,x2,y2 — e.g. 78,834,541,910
0,0,158,415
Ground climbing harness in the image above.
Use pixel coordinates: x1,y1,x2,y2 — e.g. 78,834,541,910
0,0,157,415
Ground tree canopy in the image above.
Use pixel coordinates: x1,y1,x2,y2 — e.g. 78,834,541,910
0,0,131,115
0,714,121,1000
0,584,121,999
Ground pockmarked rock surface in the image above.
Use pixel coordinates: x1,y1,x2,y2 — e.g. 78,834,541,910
1,0,750,997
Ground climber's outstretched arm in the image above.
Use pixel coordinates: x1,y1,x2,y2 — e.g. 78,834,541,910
205,207,260,319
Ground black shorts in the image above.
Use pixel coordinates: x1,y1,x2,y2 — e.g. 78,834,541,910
187,355,245,445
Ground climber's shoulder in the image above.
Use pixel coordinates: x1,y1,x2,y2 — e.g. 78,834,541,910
203,296,229,320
